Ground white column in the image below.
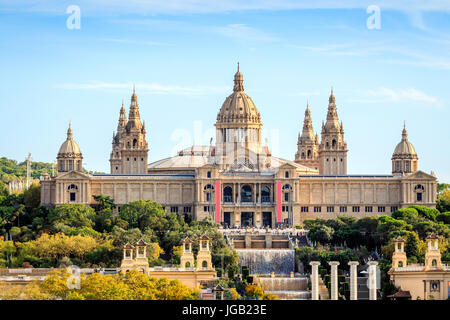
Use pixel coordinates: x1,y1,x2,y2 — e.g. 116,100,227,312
329,261,340,300
310,261,320,300
368,261,378,300
348,261,359,300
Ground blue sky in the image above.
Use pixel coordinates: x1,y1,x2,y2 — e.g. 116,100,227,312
0,1,449,182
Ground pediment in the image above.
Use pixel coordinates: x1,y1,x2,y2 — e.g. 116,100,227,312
403,170,436,181
55,171,90,180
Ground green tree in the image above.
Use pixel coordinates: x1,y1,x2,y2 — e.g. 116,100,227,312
0,181,8,197
49,204,95,229
308,225,334,245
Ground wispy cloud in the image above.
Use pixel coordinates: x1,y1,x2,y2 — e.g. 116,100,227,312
366,87,443,107
55,81,229,95
212,24,278,41
99,38,173,46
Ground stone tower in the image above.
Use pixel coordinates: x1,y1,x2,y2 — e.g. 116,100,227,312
215,63,268,171
318,89,348,175
392,123,418,176
196,235,213,271
424,233,443,271
180,237,195,269
57,122,83,175
295,103,319,170
110,87,149,174
392,236,407,268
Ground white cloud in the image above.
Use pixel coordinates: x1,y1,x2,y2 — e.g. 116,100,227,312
55,81,229,95
366,87,443,107
212,24,278,41
99,38,173,46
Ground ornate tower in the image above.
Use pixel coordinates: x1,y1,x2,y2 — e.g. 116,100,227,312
392,123,418,176
110,88,149,174
215,64,271,171
424,233,443,271
196,235,213,271
392,237,407,268
295,103,319,170
180,237,195,269
57,122,83,175
318,89,348,175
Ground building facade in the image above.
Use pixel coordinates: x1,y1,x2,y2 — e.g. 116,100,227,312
41,65,438,227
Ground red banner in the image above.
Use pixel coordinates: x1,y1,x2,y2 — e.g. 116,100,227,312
276,180,282,223
215,180,221,223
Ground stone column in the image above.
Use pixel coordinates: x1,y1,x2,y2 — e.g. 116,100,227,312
310,261,320,300
328,261,340,300
368,261,378,300
348,261,359,300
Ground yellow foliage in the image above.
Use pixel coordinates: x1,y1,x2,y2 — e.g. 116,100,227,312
26,233,112,260
13,269,198,300
148,242,164,259
228,288,241,300
245,283,264,298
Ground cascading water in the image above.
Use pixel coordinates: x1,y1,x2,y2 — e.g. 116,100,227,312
236,249,295,275
236,249,311,300
259,277,311,300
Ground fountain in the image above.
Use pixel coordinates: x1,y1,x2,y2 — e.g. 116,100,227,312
259,277,311,300
236,248,311,300
236,249,295,275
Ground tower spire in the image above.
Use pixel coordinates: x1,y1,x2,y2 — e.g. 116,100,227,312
67,121,73,139
233,62,244,92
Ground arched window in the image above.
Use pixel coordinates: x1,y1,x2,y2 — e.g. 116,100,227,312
133,139,137,148
202,261,208,270
185,262,190,268
285,171,289,178
204,184,214,202
332,139,337,149
241,185,253,202
307,150,312,159
127,141,131,149
68,184,78,190
398,261,403,267
432,259,437,268
282,184,292,202
301,152,305,159
326,141,329,149
261,186,270,203
223,186,233,203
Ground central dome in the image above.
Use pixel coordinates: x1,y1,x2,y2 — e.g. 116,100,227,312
58,123,82,157
392,125,417,158
216,63,262,126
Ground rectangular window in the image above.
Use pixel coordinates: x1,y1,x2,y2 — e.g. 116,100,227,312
327,206,334,213
284,193,289,202
170,206,178,213
301,206,309,213
417,193,422,201
352,206,360,213
365,206,373,213
391,206,398,213
339,206,347,213
207,171,211,178
204,206,209,212
378,206,385,213
70,192,76,201
183,206,191,213
206,193,211,201
314,206,321,213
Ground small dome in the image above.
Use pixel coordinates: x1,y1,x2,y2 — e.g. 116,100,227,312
392,124,417,158
58,123,82,157
216,63,261,125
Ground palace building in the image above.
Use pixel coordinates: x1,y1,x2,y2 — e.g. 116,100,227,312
40,64,438,227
